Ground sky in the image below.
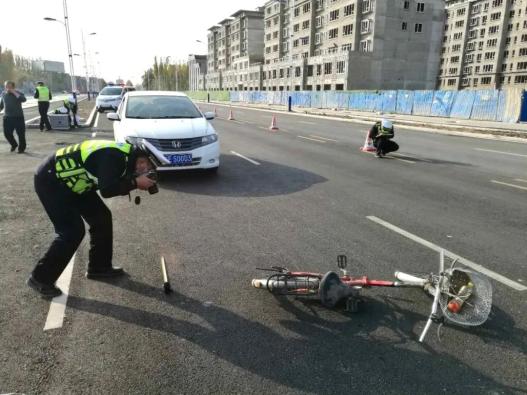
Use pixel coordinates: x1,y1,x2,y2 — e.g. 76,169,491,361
0,0,263,85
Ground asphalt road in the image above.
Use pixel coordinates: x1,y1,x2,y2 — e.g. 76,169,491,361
0,103,525,394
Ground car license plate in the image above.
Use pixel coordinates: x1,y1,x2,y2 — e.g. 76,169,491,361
166,154,193,165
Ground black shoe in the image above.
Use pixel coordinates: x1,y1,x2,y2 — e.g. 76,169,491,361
17,150,25,154
27,276,63,298
46,128,52,131
86,266,125,279
375,152,382,158
10,145,17,152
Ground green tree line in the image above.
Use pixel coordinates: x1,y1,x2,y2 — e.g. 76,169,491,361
141,57,188,91
0,45,104,93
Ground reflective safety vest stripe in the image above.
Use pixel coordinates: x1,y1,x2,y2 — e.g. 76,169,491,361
55,140,132,194
377,124,394,137
36,86,50,102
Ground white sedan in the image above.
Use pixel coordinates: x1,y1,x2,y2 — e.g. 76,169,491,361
108,91,219,172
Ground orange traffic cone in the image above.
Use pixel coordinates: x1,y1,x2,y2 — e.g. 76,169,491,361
269,115,279,131
360,132,376,152
228,109,235,120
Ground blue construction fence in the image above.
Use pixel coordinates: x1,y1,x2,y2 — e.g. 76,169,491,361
229,89,524,123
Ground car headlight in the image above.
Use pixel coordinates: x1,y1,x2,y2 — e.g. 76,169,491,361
201,134,218,146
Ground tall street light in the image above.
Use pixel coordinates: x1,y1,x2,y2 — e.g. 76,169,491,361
44,0,76,92
85,32,98,95
165,55,179,91
165,56,171,90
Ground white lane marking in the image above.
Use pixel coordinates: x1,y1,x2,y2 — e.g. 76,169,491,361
44,255,76,331
93,112,100,129
299,121,316,125
514,178,527,183
310,135,338,142
298,135,326,143
230,150,261,165
393,157,416,164
258,126,268,130
25,115,41,125
387,154,417,164
475,148,527,158
367,216,527,291
86,105,97,126
491,180,527,191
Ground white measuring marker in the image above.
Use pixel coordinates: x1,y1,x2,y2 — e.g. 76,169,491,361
367,216,526,291
44,255,76,331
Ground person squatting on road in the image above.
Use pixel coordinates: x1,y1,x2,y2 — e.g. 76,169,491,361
27,140,157,298
34,81,52,131
64,92,79,128
369,119,399,158
0,80,27,153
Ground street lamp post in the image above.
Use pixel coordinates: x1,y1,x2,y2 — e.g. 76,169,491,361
164,56,171,90
44,0,76,92
87,33,98,94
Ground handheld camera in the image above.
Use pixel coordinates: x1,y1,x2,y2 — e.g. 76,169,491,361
146,170,159,195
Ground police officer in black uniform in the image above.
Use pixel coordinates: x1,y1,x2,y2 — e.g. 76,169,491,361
34,81,52,131
27,139,158,298
368,119,399,158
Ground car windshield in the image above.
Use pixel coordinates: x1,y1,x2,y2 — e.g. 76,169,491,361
100,87,123,96
125,95,202,119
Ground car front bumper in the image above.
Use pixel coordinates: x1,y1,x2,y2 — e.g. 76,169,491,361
142,139,220,171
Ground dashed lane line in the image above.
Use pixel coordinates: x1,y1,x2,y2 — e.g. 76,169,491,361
475,148,527,158
367,216,527,291
491,180,527,191
230,150,261,165
310,135,338,142
25,115,41,125
298,135,326,143
387,154,417,164
94,112,100,129
44,255,76,331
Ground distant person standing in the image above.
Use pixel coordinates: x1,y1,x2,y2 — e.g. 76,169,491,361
34,81,52,131
0,80,27,153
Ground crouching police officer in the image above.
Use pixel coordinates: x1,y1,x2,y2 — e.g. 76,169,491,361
28,139,157,298
369,119,399,158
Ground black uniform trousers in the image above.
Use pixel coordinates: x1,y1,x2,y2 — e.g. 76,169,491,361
32,161,113,285
38,102,52,130
68,105,79,127
374,137,399,155
3,116,26,152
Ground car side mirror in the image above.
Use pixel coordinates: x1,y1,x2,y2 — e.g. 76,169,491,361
107,112,120,122
204,112,215,120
